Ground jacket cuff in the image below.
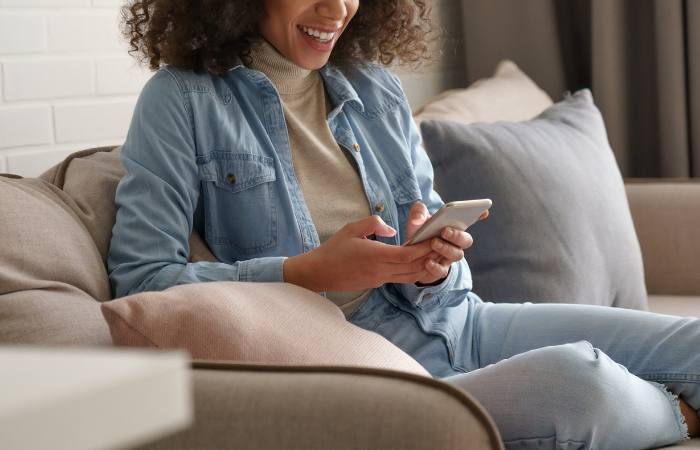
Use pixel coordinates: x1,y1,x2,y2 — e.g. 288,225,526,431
398,263,458,309
238,257,287,282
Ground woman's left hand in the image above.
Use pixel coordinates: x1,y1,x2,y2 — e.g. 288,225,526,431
404,202,489,286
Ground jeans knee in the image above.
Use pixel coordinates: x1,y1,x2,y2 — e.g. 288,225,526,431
537,341,621,408
454,341,684,449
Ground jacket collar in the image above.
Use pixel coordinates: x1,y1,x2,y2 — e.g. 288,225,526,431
228,56,365,119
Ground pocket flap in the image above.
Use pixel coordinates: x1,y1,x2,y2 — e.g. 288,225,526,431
390,169,422,204
198,154,276,193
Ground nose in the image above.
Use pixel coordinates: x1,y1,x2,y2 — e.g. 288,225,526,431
316,0,347,24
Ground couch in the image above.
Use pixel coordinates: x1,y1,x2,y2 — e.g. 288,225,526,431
1,146,697,450
2,64,699,449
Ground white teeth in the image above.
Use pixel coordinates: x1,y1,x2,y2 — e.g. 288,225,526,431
300,25,335,42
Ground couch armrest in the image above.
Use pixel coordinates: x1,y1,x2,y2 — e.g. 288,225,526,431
625,179,700,296
133,362,503,450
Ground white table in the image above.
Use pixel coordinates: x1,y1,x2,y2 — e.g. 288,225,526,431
0,346,192,450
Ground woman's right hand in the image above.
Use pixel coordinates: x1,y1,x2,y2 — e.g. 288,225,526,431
283,215,435,292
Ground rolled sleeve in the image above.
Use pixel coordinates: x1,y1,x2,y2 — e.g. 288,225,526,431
238,257,288,282
397,258,473,311
398,263,458,308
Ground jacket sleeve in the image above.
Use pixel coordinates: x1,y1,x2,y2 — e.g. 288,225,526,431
107,69,286,299
386,70,473,311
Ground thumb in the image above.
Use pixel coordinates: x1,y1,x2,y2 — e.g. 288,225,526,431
405,201,430,241
343,215,397,238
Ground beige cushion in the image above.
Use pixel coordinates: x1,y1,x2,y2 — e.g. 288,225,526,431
647,295,700,319
413,60,553,124
40,146,128,262
0,177,110,300
101,281,431,377
626,181,700,296
0,176,111,345
666,438,700,449
39,146,218,265
0,286,111,346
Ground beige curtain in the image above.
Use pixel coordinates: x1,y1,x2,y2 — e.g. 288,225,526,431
460,0,700,178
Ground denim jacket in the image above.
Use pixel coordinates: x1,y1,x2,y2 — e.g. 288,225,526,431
107,58,475,366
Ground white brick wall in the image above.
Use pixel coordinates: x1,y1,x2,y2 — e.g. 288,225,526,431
0,1,152,177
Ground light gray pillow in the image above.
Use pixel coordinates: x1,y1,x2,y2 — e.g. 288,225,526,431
420,89,647,310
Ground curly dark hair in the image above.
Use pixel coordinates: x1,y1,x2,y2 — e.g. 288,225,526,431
121,0,436,76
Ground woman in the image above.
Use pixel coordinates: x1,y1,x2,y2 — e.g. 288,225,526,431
108,0,699,448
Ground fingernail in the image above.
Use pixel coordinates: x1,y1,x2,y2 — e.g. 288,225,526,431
434,239,443,249
444,228,453,238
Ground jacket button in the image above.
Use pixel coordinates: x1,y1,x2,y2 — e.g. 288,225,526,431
226,173,236,184
374,202,385,213
352,143,361,152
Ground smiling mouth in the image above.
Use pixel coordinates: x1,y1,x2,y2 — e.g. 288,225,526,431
297,25,337,43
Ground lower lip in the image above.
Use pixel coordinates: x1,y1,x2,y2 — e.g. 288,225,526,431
298,27,334,52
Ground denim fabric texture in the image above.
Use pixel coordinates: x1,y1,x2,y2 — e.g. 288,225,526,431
377,292,697,449
107,58,696,449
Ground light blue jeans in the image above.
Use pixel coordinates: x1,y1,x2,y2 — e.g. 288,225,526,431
353,292,698,449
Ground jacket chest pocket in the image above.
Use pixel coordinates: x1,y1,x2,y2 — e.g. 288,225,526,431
388,168,422,245
198,153,278,254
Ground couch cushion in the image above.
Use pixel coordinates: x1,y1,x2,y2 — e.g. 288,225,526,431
655,438,700,449
647,295,700,319
0,176,111,345
40,146,127,262
413,60,553,125
101,281,431,377
669,438,700,448
39,146,218,266
0,177,110,300
0,286,111,345
626,181,700,296
420,89,647,309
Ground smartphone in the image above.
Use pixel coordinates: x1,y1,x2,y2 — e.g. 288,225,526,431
405,199,492,245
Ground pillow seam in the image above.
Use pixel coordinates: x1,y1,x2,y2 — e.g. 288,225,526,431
102,306,162,349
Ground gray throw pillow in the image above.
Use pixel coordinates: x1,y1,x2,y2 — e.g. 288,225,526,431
420,89,647,310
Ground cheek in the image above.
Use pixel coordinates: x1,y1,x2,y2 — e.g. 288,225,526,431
347,0,360,20
260,1,296,32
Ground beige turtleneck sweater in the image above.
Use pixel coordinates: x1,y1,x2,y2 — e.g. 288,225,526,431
247,38,372,318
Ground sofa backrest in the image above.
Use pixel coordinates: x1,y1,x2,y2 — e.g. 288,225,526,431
626,180,700,296
0,147,217,346
0,175,112,345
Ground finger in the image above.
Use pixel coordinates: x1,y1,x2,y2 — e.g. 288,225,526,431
385,251,440,275
424,258,450,279
409,202,430,225
388,270,430,285
438,255,451,266
404,201,431,241
440,228,473,249
376,239,434,263
343,215,396,238
479,210,490,220
430,238,464,262
415,257,451,285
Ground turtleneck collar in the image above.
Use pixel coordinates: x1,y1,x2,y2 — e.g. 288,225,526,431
247,38,320,96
